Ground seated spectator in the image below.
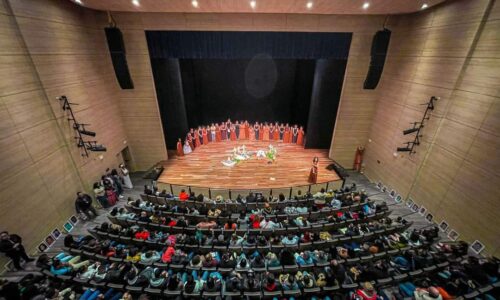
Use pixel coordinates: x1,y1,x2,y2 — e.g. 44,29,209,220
414,286,443,300
137,211,151,223
281,234,299,245
262,273,279,291
144,185,153,195
352,281,378,300
178,189,189,201
50,253,90,275
224,219,237,230
196,219,217,229
140,250,160,264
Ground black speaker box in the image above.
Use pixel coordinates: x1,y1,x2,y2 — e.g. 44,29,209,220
364,29,391,90
105,27,134,89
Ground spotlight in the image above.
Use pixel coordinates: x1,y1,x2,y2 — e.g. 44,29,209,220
192,0,198,8
397,147,412,152
74,0,82,4
132,0,140,6
79,129,96,137
421,3,428,9
250,0,256,9
306,1,313,9
89,145,107,152
362,2,370,9
74,123,96,137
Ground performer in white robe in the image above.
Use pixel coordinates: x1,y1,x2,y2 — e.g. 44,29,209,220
119,164,133,189
183,140,192,155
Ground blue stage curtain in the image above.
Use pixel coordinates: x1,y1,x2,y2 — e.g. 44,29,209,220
146,31,352,59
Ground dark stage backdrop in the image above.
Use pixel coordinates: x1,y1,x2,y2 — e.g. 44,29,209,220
180,58,315,127
146,31,352,150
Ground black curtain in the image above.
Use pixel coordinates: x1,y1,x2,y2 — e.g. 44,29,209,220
150,58,189,149
305,59,348,149
146,31,352,59
179,59,315,128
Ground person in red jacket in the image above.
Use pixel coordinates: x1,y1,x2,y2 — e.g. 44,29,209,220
352,282,379,300
179,189,189,201
161,246,175,263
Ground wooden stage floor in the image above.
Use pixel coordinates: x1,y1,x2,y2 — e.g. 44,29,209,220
157,140,341,190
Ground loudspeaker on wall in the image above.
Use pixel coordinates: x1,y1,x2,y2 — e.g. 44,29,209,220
105,27,134,89
364,29,391,89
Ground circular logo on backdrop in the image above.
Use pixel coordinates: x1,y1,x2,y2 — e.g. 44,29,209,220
244,53,278,99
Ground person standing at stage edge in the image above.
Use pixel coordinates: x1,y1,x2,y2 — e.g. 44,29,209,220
308,157,319,184
176,138,184,157
0,231,34,270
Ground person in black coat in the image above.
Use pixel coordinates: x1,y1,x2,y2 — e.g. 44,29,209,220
0,232,33,270
75,192,98,220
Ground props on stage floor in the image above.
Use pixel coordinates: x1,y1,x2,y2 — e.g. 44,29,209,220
64,222,74,232
389,190,396,198
439,220,449,232
382,186,387,193
411,203,419,212
222,144,277,167
406,198,414,208
38,242,47,252
376,182,383,190
395,194,402,203
448,230,459,241
470,240,485,254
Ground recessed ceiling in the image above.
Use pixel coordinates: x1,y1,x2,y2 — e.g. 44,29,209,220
70,0,447,15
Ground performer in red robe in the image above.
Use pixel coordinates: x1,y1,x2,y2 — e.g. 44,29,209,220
279,124,285,141
194,127,201,147
308,157,319,184
186,132,194,151
297,126,305,146
273,123,279,140
284,124,291,143
249,125,256,140
176,138,184,156
253,122,260,140
263,124,270,141
245,121,250,139
239,121,246,139
216,124,221,142
202,127,209,145
230,125,237,141
258,123,264,140
354,146,365,172
221,123,227,140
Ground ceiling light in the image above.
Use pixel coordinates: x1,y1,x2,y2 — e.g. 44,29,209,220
421,3,428,9
192,0,199,8
362,2,370,9
250,0,256,9
74,0,82,4
132,0,140,6
306,1,313,9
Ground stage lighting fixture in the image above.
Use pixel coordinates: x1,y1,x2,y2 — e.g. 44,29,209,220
403,127,420,135
86,143,107,152
421,3,428,9
192,0,199,8
73,123,96,137
79,129,96,137
397,147,412,152
306,1,313,9
362,2,370,9
250,0,256,9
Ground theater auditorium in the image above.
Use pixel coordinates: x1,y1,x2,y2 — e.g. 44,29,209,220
0,0,499,299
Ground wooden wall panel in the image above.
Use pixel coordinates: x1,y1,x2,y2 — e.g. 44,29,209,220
364,0,500,255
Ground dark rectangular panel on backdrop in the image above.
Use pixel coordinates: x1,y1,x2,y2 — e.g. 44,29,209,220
105,27,134,89
364,29,391,89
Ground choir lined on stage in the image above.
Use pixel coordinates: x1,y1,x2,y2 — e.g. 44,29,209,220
177,119,305,156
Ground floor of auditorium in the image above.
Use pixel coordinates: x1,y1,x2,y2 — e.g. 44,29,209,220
1,170,443,281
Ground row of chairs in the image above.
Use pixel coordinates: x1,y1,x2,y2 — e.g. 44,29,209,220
88,222,412,254
124,200,376,223
140,193,334,211
107,211,392,237
40,254,466,299
64,242,426,274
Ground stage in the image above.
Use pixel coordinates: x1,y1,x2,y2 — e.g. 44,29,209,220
157,140,341,193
